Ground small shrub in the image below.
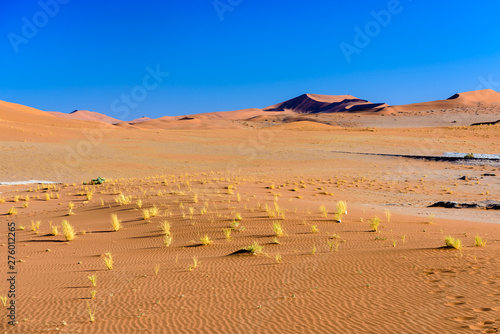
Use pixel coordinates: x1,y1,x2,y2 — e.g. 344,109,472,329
369,216,380,232
103,253,113,270
62,220,76,241
188,256,198,271
88,274,97,287
200,234,213,246
245,241,264,255
444,236,462,250
7,206,17,215
111,214,122,231
273,221,285,237
474,236,486,247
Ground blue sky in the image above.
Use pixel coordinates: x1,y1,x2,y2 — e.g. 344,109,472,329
1,0,499,120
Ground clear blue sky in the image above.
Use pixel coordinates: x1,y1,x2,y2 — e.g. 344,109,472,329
1,0,499,120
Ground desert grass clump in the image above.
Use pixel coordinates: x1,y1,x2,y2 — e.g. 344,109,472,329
31,220,41,232
86,300,97,322
22,202,29,208
245,241,264,255
319,205,327,218
273,221,285,237
223,228,232,240
114,194,132,205
136,199,143,209
85,190,94,201
110,214,123,231
164,234,173,247
67,202,75,216
154,263,160,276
444,236,462,250
474,236,486,247
385,209,391,223
311,225,319,234
160,221,171,235
200,234,213,246
88,274,97,287
234,213,243,221
275,254,282,263
188,256,198,271
13,195,20,202
90,290,97,299
103,253,113,270
62,220,75,241
369,216,380,232
7,206,17,215
0,296,7,307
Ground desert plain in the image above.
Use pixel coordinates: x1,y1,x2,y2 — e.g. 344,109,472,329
0,90,499,333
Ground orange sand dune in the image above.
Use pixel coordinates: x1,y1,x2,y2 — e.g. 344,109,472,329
387,89,500,113
49,110,122,124
264,93,387,114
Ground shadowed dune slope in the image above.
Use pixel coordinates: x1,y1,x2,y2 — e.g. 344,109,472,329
263,93,387,114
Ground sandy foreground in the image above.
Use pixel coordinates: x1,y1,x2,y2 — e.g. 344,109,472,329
0,103,499,333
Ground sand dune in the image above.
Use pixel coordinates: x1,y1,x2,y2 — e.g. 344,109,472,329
49,110,122,124
264,93,387,114
386,89,500,113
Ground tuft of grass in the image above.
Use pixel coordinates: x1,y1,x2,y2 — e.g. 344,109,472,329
68,202,75,216
311,225,319,234
164,234,173,247
86,190,94,201
51,226,59,236
271,237,281,244
319,205,327,218
114,194,132,205
160,221,170,235
385,209,391,223
31,220,41,231
273,221,285,237
154,263,160,276
62,220,76,241
369,216,380,232
19,226,25,231
0,296,7,307
23,202,29,208
223,228,232,241
234,213,243,221
44,193,51,201
275,253,282,263
200,234,213,246
444,236,462,250
245,241,264,255
427,214,436,224
136,199,143,209
90,290,97,299
188,256,198,271
111,214,122,231
88,274,97,287
7,206,17,215
311,244,317,255
86,300,97,322
474,236,486,247
143,208,151,220
103,253,113,270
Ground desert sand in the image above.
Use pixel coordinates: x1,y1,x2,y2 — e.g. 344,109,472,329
0,90,499,333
